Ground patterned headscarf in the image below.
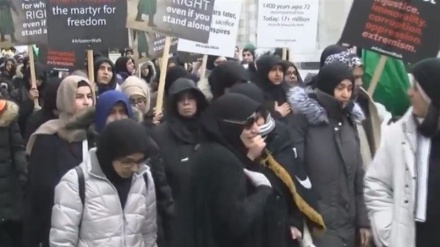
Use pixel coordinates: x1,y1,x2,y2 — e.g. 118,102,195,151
324,51,362,69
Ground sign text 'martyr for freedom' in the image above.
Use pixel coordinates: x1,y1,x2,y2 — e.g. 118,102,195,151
173,0,211,10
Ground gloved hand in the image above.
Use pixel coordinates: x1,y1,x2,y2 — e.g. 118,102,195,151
243,169,271,187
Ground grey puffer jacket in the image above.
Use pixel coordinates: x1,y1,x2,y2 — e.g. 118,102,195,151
288,87,369,247
50,148,157,247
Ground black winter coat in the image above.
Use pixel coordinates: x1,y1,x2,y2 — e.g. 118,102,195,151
289,88,369,247
23,110,90,247
0,101,27,222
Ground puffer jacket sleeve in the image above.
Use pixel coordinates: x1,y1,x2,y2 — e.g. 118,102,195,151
50,168,83,247
364,128,394,247
142,170,158,247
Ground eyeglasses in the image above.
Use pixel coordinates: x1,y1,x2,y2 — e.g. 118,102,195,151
222,113,258,129
118,157,146,167
130,98,147,106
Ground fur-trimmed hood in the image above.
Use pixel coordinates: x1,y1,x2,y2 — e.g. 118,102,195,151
288,86,365,125
0,100,19,127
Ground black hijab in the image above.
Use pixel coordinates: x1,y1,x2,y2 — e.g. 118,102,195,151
96,119,149,208
208,60,249,99
202,93,261,157
255,55,287,104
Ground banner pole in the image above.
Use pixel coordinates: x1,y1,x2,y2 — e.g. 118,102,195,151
155,36,172,115
28,45,40,109
367,55,388,96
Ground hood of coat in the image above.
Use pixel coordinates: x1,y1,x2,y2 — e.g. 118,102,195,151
0,100,19,127
288,86,365,126
166,78,208,119
58,106,96,142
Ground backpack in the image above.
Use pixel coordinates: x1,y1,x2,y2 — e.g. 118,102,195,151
74,166,150,228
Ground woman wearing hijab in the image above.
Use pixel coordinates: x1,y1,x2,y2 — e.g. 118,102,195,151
229,83,325,247
115,56,136,84
121,76,151,120
283,61,303,87
174,93,273,247
255,55,293,123
288,63,370,247
151,78,208,202
94,57,120,95
24,75,95,247
50,119,157,247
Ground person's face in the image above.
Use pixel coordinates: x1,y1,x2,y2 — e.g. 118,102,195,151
97,62,113,85
285,66,298,86
141,67,149,76
74,86,93,113
242,51,253,63
112,152,145,178
268,65,284,85
353,66,364,94
5,61,13,72
126,59,135,74
333,79,353,107
106,102,129,124
239,113,261,148
177,91,197,118
130,95,148,114
408,78,429,118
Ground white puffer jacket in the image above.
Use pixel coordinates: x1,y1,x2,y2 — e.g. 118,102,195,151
50,148,157,247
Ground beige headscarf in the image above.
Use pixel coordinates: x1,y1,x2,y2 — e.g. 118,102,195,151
26,75,96,155
120,76,151,114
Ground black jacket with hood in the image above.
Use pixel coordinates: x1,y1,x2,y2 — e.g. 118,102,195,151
288,77,369,246
0,100,27,222
151,78,208,202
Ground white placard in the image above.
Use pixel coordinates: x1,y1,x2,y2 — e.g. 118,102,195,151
257,0,319,51
177,0,242,57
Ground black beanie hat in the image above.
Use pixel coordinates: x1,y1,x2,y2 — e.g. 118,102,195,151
96,119,149,180
411,58,440,107
317,63,354,96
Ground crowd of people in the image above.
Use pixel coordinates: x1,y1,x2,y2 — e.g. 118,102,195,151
0,43,439,247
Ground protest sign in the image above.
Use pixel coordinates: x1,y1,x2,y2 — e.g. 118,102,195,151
340,0,440,63
46,0,128,50
156,0,215,43
38,45,85,72
0,0,47,48
177,0,241,57
257,0,319,50
151,33,178,57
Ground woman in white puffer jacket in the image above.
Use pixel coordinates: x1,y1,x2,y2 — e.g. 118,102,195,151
49,119,157,247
